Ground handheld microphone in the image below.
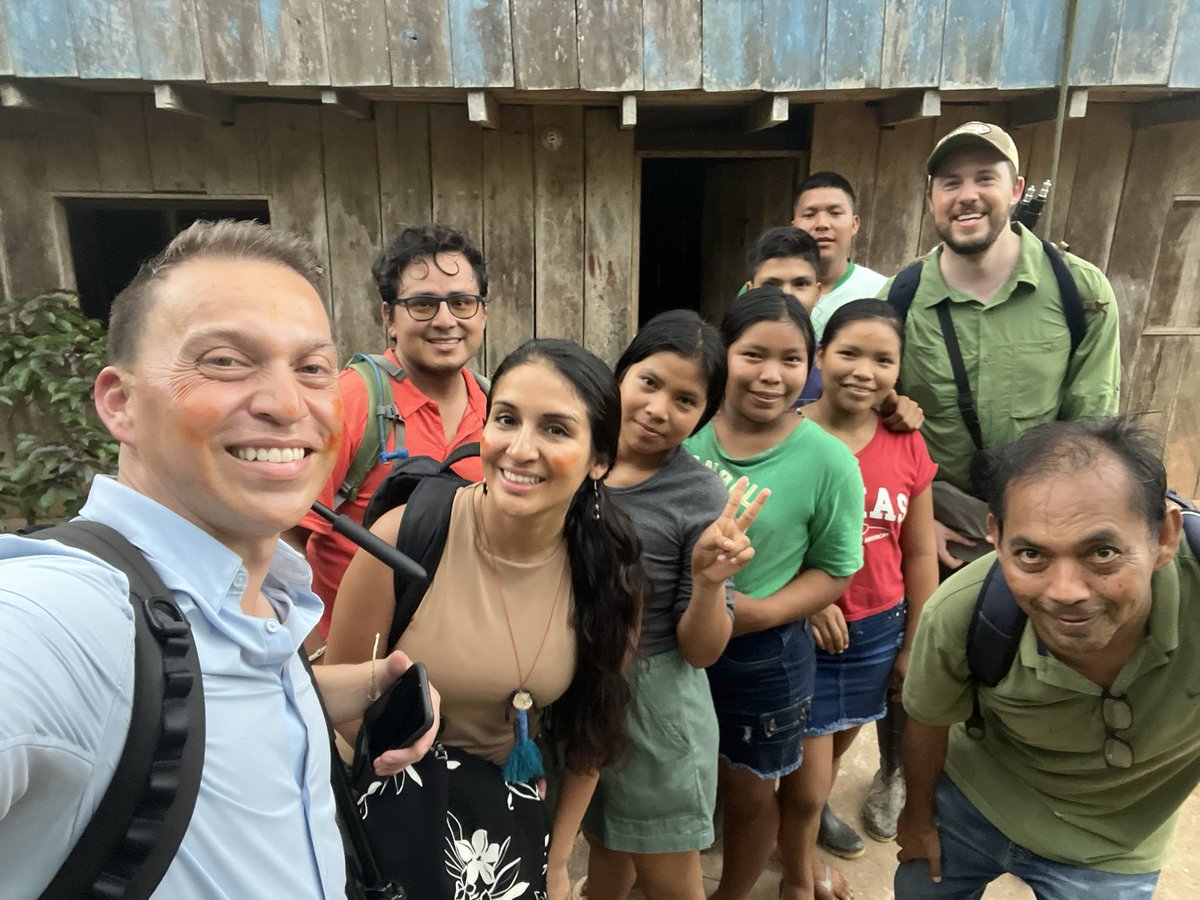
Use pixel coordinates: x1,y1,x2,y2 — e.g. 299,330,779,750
309,502,427,583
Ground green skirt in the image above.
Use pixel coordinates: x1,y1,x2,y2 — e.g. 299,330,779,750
583,648,719,854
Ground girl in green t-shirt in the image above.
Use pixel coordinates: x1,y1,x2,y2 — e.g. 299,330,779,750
683,287,864,900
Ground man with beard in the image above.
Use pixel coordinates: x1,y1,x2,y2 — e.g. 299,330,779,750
290,224,489,644
884,122,1120,574
895,417,1199,899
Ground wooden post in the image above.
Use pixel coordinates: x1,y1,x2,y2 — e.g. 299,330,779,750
153,84,235,125
321,89,373,120
744,94,789,132
467,91,500,129
879,90,941,127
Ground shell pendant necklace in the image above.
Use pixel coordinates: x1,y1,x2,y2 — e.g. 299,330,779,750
476,488,569,783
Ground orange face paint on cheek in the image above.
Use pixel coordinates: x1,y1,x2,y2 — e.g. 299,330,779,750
546,448,588,476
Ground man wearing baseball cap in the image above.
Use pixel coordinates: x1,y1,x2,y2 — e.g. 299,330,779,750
883,121,1120,573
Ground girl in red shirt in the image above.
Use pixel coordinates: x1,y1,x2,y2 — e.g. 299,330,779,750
798,299,940,899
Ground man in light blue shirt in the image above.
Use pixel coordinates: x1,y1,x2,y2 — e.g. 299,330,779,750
0,220,436,898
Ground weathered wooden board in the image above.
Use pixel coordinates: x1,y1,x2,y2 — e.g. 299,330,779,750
509,0,577,89
532,105,584,342
0,3,13,75
0,136,67,298
66,0,142,79
880,0,945,89
194,0,267,83
999,0,1067,89
861,117,936,275
702,0,762,91
132,0,205,80
204,102,267,195
1113,0,1183,85
38,110,101,191
761,0,824,91
259,0,331,84
385,0,453,86
263,103,333,315
643,0,701,90
1017,115,1085,247
1125,334,1200,499
1106,122,1192,367
582,108,635,366
809,102,881,262
1068,0,1121,85
577,0,642,92
482,105,535,373
321,105,384,360
5,0,78,77
1060,104,1133,272
377,102,433,232
429,105,483,245
1145,199,1200,329
940,0,1004,89
825,0,885,89
1170,0,1200,87
146,99,208,192
324,0,391,85
915,104,995,255
699,158,798,323
448,0,514,87
90,94,155,192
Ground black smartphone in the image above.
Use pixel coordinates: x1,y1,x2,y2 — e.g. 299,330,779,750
361,661,434,756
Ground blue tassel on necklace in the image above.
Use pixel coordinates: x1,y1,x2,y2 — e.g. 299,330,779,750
503,693,544,783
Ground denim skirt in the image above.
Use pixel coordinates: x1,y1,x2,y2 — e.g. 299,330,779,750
705,619,815,779
806,601,905,736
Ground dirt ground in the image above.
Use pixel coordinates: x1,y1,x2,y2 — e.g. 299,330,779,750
568,727,1200,898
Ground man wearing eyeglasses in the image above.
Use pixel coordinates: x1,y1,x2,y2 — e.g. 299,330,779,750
894,417,1197,899
292,224,489,642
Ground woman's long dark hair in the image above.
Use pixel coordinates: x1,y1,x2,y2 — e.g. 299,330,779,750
489,339,647,772
614,308,726,434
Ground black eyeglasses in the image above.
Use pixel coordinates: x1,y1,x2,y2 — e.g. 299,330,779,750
392,293,486,321
1101,689,1134,769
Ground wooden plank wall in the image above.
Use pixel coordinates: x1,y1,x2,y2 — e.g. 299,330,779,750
5,0,1199,90
0,98,638,372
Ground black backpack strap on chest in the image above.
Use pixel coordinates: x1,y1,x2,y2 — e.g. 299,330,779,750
386,443,480,651
934,300,985,452
1041,240,1086,356
29,521,205,900
885,260,925,325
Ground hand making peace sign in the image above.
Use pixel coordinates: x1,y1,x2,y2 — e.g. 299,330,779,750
691,476,770,586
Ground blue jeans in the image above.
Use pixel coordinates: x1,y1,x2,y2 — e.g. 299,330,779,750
894,776,1160,900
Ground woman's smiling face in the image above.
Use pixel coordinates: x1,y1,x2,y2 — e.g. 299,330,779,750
723,319,809,426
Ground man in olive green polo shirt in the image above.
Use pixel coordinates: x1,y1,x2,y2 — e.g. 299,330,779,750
896,417,1198,898
884,122,1120,572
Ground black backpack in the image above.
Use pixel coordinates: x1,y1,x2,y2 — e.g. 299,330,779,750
363,442,480,652
23,521,205,900
963,492,1200,738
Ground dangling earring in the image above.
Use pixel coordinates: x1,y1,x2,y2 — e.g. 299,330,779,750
482,480,489,496
592,479,601,520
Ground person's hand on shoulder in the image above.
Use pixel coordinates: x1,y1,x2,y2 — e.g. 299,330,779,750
880,390,924,432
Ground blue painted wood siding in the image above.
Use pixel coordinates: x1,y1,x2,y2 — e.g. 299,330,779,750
1,0,1195,91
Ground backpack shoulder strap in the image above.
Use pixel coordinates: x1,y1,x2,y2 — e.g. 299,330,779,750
31,521,205,900
386,443,481,651
964,558,1028,739
469,370,491,393
1041,240,1086,356
885,260,926,325
335,354,409,510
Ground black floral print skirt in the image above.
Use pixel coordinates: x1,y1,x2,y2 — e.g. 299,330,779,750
355,742,550,900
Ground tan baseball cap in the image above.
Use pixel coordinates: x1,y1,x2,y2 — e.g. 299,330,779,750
926,121,1020,176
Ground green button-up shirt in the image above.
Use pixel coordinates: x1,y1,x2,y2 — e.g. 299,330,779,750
881,224,1121,492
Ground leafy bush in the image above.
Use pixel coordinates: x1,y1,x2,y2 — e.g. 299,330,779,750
0,291,118,527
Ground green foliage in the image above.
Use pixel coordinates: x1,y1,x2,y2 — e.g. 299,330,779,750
0,291,118,526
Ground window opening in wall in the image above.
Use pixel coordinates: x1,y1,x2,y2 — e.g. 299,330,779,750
60,198,270,323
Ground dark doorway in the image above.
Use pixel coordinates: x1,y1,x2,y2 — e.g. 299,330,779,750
638,157,801,328
62,198,271,323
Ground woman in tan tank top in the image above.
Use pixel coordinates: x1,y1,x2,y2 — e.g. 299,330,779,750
327,339,645,900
